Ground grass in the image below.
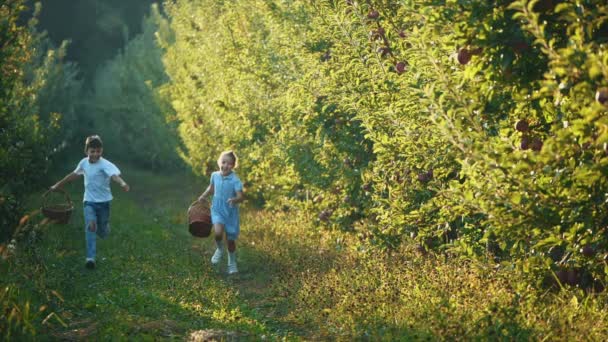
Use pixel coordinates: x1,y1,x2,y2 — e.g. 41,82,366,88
2,165,608,340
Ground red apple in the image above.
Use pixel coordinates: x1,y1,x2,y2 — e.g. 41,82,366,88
556,269,568,285
318,212,328,221
395,61,407,74
321,51,331,62
398,30,406,38
533,0,554,12
457,48,472,65
520,136,530,150
417,172,430,183
515,119,529,132
566,269,579,286
581,245,596,257
367,9,379,19
530,138,543,152
596,87,608,106
377,46,391,57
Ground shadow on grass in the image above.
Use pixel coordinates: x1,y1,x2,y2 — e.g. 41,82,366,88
4,195,264,339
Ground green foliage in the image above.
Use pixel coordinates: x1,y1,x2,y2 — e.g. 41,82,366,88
85,4,183,169
159,0,608,284
1,1,82,240
0,285,39,340
31,0,158,81
406,0,608,281
160,1,374,227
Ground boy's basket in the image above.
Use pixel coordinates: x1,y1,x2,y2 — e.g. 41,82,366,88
188,200,212,238
41,189,73,224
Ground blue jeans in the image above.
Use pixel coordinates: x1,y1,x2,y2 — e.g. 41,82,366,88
83,201,110,260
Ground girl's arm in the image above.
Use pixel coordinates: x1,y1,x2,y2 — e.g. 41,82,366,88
50,172,80,191
111,175,130,192
227,190,244,205
198,184,214,202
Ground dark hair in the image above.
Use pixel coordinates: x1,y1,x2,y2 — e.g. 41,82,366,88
84,135,103,153
217,150,238,168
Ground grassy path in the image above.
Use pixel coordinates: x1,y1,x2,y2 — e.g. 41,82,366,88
5,166,608,340
7,166,319,340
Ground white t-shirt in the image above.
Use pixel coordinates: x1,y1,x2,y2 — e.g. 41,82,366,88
74,157,121,202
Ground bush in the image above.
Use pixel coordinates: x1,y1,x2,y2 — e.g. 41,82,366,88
1,1,82,240
159,0,608,283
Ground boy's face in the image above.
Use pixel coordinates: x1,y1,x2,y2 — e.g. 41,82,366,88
219,155,235,176
87,147,103,163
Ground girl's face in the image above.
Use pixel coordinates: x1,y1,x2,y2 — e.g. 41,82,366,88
219,155,235,176
87,147,103,163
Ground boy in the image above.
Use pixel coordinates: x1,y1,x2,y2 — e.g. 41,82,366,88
50,135,129,269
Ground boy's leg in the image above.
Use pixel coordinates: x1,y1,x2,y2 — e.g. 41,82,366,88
211,223,225,265
83,203,97,268
96,202,111,239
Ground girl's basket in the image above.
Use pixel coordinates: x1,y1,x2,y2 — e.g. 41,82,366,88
188,200,212,238
41,189,73,224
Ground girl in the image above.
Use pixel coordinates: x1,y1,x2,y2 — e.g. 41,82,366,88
198,151,244,274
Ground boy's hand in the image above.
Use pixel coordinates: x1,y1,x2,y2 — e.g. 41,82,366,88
121,183,130,192
198,195,207,203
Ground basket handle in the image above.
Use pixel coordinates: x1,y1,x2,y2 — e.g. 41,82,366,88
43,188,73,207
189,199,210,211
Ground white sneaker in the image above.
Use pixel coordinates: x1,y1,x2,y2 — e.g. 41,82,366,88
211,248,223,265
227,253,238,274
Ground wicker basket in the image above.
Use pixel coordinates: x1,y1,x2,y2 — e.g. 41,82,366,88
41,189,73,224
188,200,212,238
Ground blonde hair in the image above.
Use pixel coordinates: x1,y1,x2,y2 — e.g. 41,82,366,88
217,150,238,168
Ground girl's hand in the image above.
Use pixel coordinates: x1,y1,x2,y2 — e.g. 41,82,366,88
198,195,208,203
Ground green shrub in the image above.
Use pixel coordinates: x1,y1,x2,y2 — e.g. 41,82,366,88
1,1,82,240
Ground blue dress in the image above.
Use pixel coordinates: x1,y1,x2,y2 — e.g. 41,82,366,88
210,171,243,240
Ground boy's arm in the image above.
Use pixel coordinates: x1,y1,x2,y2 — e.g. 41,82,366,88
111,175,130,192
198,184,214,202
50,172,80,191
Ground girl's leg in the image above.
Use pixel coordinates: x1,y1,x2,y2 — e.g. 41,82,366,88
227,239,238,274
211,223,225,264
227,240,236,253
213,223,224,242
